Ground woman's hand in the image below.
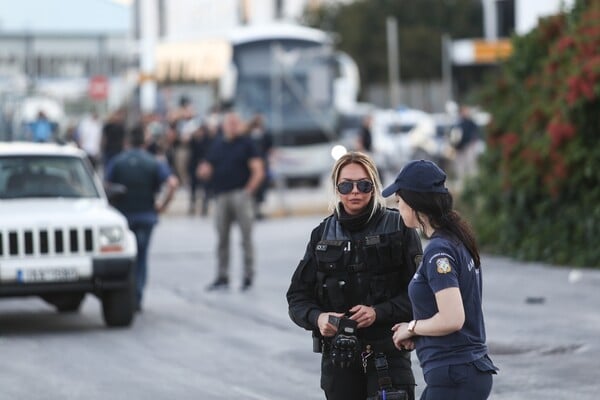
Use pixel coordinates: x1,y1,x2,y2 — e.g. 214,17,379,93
348,305,377,328
391,322,413,350
317,312,344,337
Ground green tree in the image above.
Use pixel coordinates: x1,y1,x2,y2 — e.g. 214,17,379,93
302,0,482,96
464,0,600,267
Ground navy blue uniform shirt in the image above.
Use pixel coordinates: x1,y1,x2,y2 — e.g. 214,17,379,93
408,232,488,374
105,149,172,225
205,135,259,194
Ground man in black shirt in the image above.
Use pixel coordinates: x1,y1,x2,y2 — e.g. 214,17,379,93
101,109,126,173
452,106,483,189
197,111,264,291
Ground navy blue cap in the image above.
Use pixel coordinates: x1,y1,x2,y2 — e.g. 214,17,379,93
382,160,448,197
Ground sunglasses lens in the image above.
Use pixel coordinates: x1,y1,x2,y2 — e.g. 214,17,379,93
337,182,354,194
357,181,373,193
337,181,373,194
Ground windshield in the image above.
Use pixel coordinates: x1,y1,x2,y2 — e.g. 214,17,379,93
0,155,100,199
236,75,336,129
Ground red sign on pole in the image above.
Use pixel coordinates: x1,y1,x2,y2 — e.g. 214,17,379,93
88,75,109,100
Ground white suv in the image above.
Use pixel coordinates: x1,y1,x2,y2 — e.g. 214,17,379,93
0,142,137,327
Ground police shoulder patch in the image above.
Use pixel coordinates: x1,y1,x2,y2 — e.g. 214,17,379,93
435,257,452,274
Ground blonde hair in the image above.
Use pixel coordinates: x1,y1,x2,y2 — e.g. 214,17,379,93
329,151,386,220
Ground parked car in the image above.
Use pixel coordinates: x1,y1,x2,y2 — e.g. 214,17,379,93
370,107,455,176
0,142,137,327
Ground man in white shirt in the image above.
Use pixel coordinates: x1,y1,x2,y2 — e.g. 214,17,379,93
78,112,103,169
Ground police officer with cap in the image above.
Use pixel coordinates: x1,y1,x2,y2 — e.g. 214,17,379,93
383,159,498,400
287,151,423,400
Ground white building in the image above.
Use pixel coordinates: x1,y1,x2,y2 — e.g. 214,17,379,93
484,0,576,39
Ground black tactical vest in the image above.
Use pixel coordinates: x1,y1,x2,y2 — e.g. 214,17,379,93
314,209,406,313
111,151,160,214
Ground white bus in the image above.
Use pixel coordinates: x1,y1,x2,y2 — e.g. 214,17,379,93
220,23,360,185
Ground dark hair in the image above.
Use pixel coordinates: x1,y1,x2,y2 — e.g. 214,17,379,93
179,95,190,107
129,124,146,147
398,190,481,268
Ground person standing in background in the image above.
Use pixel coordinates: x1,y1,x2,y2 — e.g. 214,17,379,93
356,114,373,154
28,111,55,142
246,113,273,220
356,113,384,180
77,111,103,170
105,124,179,311
451,105,483,189
168,95,196,186
197,110,222,216
197,110,264,291
187,123,209,215
101,108,127,173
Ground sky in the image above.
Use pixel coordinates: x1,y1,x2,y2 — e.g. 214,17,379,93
0,0,130,33
0,0,354,35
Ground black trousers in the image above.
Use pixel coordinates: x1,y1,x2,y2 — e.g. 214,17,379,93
320,350,415,400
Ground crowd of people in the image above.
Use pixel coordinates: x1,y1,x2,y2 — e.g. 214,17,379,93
98,100,271,295
42,96,273,220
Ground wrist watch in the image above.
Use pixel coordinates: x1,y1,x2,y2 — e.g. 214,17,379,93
407,319,418,334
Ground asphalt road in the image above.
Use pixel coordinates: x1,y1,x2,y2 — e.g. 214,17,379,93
1,207,599,399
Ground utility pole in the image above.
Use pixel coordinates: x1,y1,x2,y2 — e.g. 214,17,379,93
482,0,498,40
138,0,158,113
441,34,453,102
386,17,400,108
275,0,283,20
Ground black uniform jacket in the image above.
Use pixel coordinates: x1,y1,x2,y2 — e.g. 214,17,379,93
286,206,423,341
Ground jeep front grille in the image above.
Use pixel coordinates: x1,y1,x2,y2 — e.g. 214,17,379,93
0,228,94,257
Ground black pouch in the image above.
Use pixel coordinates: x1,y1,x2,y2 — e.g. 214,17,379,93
312,331,323,353
315,240,348,272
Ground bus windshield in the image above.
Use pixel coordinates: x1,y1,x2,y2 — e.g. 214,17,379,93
233,40,338,146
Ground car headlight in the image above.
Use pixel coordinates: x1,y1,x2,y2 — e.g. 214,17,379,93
99,226,125,253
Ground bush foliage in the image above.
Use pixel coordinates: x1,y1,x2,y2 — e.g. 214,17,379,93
464,0,600,267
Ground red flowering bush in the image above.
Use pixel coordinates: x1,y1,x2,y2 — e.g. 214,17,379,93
464,0,600,266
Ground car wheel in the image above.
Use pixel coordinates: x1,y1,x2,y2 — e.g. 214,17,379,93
43,293,86,313
102,273,135,327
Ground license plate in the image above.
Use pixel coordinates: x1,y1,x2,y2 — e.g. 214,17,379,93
0,257,92,283
17,267,79,283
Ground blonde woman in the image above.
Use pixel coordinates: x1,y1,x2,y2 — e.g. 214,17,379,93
287,151,423,400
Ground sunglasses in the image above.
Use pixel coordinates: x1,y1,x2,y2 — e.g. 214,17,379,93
336,180,374,195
